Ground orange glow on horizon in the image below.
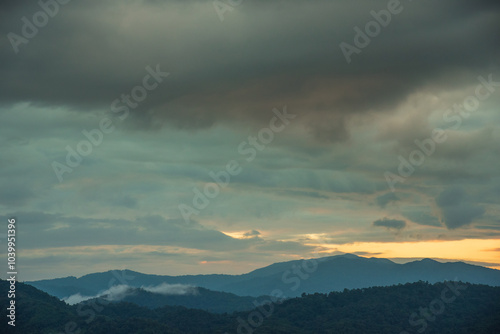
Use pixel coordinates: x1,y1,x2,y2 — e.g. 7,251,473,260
308,238,500,270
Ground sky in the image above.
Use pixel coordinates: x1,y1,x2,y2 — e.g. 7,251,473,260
0,0,499,281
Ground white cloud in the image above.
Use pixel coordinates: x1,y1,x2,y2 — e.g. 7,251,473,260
62,284,133,305
141,282,198,296
62,293,94,305
62,283,196,305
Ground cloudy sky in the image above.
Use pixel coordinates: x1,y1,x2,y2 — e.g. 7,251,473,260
1,0,499,281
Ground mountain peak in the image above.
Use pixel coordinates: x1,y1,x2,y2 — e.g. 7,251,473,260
419,258,439,264
339,253,361,259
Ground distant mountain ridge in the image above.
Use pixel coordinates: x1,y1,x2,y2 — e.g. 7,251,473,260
27,254,500,301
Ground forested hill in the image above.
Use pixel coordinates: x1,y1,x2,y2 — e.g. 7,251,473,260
1,280,499,333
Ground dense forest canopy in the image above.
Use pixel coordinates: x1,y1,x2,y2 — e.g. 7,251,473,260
2,280,499,334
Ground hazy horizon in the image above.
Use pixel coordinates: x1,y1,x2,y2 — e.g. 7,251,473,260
14,253,500,282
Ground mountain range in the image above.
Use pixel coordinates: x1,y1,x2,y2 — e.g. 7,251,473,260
27,254,500,303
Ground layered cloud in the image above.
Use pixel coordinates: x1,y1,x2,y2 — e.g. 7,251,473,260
436,186,486,229
0,0,499,280
1,0,499,140
373,218,406,230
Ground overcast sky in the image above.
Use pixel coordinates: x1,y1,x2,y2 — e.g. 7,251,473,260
1,0,499,281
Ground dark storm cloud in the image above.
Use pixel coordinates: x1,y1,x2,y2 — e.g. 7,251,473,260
1,0,499,141
373,217,406,230
436,186,485,229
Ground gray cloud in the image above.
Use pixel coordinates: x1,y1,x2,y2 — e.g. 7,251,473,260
402,210,441,227
436,186,485,229
0,184,34,206
243,230,261,237
376,192,399,208
279,190,330,199
0,212,250,251
373,218,406,230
